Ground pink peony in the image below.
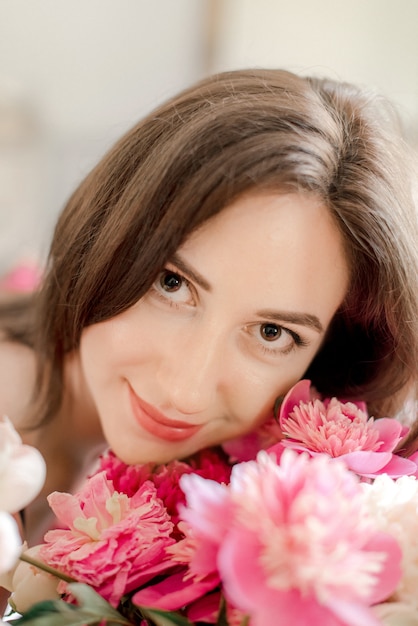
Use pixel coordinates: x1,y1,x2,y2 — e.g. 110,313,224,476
96,448,231,528
222,412,283,462
131,473,232,614
176,449,402,626
39,471,175,607
268,380,416,479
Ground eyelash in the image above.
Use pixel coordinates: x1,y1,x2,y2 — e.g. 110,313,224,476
151,268,310,356
258,329,308,356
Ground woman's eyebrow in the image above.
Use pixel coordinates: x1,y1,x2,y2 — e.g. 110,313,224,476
256,309,324,334
170,253,212,291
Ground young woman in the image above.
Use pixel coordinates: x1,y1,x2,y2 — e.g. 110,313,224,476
0,68,417,546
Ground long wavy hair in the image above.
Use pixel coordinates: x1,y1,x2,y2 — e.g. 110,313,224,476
3,69,418,448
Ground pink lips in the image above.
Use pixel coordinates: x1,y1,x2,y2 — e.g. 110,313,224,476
128,384,203,442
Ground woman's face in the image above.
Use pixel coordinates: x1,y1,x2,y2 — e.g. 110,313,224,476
79,192,349,464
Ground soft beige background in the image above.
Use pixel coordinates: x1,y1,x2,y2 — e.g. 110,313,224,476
1,0,417,272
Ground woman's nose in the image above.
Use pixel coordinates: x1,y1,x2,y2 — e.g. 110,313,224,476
156,327,224,416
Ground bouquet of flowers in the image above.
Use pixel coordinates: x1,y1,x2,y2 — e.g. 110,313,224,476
2,380,418,626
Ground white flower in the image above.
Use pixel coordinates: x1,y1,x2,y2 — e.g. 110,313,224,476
8,545,60,613
0,511,21,574
362,474,418,608
0,416,46,513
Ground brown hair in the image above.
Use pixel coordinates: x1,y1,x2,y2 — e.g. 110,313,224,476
10,69,418,435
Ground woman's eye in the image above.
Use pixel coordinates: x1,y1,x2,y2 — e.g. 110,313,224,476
248,322,307,356
260,323,282,342
152,269,194,306
160,271,183,292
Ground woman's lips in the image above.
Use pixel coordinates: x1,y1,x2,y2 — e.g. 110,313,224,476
128,384,203,442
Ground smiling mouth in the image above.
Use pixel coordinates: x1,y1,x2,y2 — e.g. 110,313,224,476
127,384,203,442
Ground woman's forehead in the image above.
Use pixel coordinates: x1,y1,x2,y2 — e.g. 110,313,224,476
176,191,349,326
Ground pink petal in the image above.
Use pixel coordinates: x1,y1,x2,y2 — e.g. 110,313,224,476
251,593,354,626
326,598,383,626
114,560,177,595
352,400,368,414
46,492,84,529
362,532,402,604
373,419,405,452
367,455,417,478
132,570,219,611
279,379,312,425
186,591,221,622
179,474,231,543
222,432,263,462
342,451,392,474
265,442,287,462
409,451,418,477
217,529,265,612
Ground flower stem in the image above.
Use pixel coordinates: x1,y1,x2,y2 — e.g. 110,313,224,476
19,553,77,583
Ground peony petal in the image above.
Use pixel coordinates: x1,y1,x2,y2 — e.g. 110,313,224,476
124,561,178,594
373,419,405,452
369,455,417,478
179,473,231,543
0,512,21,574
362,532,403,604
132,570,219,610
46,492,85,530
327,597,383,626
9,545,60,613
186,591,221,622
217,528,265,612
343,450,392,474
279,379,312,425
0,446,46,512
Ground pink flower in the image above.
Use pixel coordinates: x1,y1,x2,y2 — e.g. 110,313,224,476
222,413,283,462
131,473,232,614
0,259,42,293
131,477,229,612
39,471,175,607
177,450,402,626
96,448,231,528
269,380,416,479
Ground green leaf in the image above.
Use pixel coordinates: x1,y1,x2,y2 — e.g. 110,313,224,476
215,597,228,626
7,583,131,626
68,583,129,620
140,607,193,626
215,596,249,626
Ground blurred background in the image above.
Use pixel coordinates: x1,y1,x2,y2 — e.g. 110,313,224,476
1,0,418,278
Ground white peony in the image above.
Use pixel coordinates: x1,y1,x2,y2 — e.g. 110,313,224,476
0,416,46,575
362,474,418,608
0,416,46,513
7,545,60,613
0,512,21,575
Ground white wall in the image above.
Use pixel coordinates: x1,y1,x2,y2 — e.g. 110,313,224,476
0,0,208,271
0,0,417,272
211,0,418,136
